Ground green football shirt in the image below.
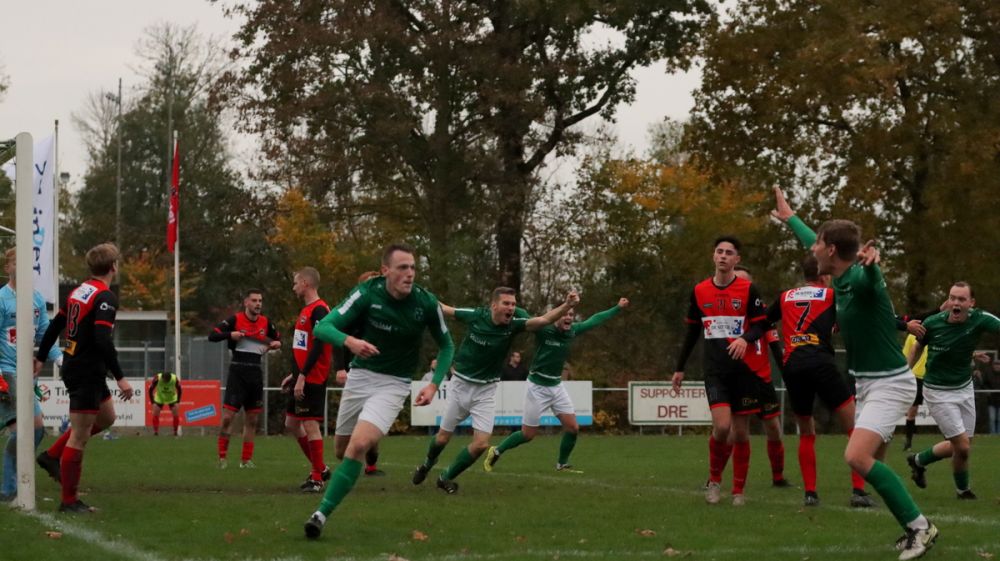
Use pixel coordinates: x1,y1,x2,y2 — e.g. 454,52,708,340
314,277,454,383
451,307,528,384
528,305,622,386
788,216,909,378
921,309,1000,390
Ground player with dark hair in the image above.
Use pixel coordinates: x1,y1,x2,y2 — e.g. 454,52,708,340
672,236,768,506
772,187,936,560
281,267,332,491
304,243,454,539
412,287,579,493
209,289,281,468
34,243,134,513
758,254,873,508
148,372,182,437
732,265,788,488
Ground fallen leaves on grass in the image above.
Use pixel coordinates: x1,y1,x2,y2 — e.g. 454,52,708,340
239,528,251,536
44,531,62,539
636,528,656,537
388,554,411,561
515,535,527,543
411,530,429,542
976,551,994,560
223,532,234,544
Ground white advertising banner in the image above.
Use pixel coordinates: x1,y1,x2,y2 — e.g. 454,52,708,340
37,377,146,428
410,380,593,427
629,381,713,425
1,135,56,303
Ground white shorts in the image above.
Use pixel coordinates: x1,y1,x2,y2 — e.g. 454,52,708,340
924,384,976,440
334,368,411,436
439,376,497,434
522,382,575,427
855,373,917,443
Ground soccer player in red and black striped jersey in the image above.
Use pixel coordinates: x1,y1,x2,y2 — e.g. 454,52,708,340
761,254,872,508
34,243,135,513
672,236,767,506
733,266,788,488
281,267,332,492
209,289,280,468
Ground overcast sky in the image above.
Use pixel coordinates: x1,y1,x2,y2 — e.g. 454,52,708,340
1,1,702,191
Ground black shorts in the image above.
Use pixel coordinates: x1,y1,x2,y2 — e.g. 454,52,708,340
755,378,781,420
783,359,854,418
912,378,924,407
704,365,760,415
62,371,112,414
223,363,264,413
285,382,326,421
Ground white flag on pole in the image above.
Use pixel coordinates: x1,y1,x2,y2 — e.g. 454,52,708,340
1,135,56,303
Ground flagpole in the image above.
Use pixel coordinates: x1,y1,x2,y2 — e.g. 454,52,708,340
172,130,181,380
53,120,60,310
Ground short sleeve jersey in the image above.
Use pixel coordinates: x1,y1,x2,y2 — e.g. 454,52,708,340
215,312,279,365
318,277,449,379
452,307,527,384
60,279,119,377
772,284,837,366
293,299,332,384
686,277,767,376
920,309,1000,390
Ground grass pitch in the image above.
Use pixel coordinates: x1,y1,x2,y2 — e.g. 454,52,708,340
2,432,998,561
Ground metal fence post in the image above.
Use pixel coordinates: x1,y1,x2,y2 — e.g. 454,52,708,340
262,359,268,436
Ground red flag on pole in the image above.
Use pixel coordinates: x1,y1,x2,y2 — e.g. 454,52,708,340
167,139,179,252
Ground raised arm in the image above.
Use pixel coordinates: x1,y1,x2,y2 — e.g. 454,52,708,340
771,186,817,248
525,291,580,331
573,298,628,335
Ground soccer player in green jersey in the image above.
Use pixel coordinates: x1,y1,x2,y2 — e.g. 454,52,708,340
412,287,579,493
772,187,937,561
304,243,455,539
905,282,1000,500
484,297,630,473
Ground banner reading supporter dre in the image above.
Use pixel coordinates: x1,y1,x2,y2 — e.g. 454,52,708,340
144,380,221,427
629,381,713,425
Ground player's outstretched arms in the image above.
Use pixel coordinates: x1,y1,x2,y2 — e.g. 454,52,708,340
438,303,457,318
526,291,579,331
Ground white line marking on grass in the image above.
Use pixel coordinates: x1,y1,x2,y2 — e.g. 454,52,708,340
267,542,1000,561
20,510,169,561
384,461,1000,530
